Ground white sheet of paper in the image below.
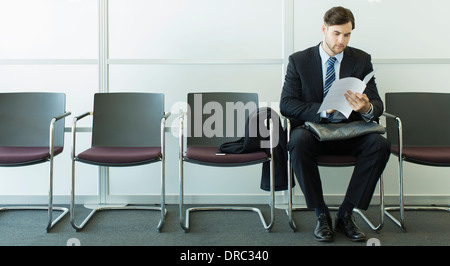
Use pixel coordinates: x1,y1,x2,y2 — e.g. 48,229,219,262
318,70,376,118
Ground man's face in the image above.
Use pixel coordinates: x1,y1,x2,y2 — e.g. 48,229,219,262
322,21,352,56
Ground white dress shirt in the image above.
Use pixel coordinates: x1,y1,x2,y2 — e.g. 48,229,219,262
318,43,374,122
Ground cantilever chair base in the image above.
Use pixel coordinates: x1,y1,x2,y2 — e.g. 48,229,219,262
179,156,275,233
384,205,450,232
286,181,384,233
286,176,384,233
180,206,274,233
179,158,275,233
70,204,167,232
286,197,384,233
0,206,68,232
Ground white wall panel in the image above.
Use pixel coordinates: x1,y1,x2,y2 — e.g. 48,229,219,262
374,63,450,97
293,0,450,59
0,0,98,59
109,64,283,108
0,65,98,127
109,0,283,59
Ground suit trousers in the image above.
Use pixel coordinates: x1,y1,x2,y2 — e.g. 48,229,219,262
288,127,391,210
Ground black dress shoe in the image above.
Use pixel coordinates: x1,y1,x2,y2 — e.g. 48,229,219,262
335,211,366,242
314,213,334,242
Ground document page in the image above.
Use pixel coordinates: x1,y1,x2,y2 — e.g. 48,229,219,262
318,70,376,118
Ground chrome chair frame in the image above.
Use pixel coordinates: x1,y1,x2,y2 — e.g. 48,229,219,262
383,112,450,232
284,118,385,232
70,109,170,233
178,94,275,233
0,93,70,233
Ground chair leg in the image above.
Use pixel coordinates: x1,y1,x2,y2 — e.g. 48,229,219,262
384,154,407,231
179,155,189,232
45,170,69,232
69,161,98,231
286,152,297,232
157,153,166,233
353,174,385,232
45,155,69,232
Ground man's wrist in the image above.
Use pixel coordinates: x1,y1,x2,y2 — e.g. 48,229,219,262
362,103,373,114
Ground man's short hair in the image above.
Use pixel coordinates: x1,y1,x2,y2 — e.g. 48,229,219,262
323,6,355,30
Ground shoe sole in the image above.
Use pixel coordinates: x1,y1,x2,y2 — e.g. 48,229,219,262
314,234,335,242
334,227,366,242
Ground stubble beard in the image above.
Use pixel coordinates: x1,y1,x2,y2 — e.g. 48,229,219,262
325,38,345,56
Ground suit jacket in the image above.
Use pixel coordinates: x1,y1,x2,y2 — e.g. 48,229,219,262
219,107,290,191
280,43,384,128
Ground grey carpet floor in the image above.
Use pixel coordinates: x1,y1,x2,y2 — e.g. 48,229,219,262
0,204,448,246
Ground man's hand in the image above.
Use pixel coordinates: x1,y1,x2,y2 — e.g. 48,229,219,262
345,90,371,114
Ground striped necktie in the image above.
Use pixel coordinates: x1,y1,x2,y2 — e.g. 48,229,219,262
324,56,337,98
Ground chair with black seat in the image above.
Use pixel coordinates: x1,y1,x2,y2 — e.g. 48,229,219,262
70,92,169,232
0,92,71,232
383,92,450,231
178,92,275,232
284,118,385,232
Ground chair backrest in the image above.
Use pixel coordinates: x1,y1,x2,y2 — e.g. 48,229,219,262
385,92,450,147
91,92,164,147
186,92,258,147
0,92,66,147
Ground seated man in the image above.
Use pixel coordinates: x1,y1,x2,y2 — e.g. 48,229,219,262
280,6,391,242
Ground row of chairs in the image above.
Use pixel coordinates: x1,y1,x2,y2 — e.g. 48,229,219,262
0,92,448,233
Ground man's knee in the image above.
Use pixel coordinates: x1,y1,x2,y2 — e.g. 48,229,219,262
364,133,391,159
374,134,391,152
287,127,317,152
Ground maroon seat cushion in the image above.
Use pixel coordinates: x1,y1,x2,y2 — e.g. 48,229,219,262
0,146,63,165
77,146,161,165
391,146,450,165
186,146,268,165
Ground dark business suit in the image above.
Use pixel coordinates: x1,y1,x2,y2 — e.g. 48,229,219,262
280,44,391,210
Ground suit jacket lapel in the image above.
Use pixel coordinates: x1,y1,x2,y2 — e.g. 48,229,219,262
340,48,355,78
311,44,324,100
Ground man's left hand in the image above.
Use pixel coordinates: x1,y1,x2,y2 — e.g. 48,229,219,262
345,90,371,114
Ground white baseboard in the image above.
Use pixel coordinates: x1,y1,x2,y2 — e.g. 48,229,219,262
0,194,449,207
